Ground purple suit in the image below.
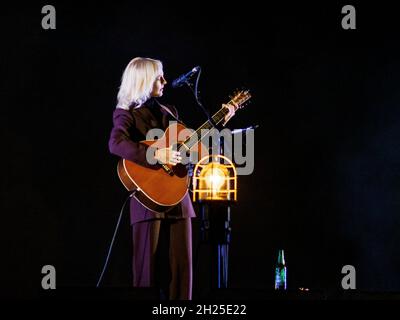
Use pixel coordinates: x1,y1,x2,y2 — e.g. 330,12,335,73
108,98,195,299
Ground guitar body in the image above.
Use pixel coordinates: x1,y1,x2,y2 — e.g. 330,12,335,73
117,122,207,213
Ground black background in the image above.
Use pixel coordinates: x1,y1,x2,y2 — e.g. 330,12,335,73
1,1,400,299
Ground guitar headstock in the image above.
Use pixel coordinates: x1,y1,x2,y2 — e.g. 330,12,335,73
229,89,251,110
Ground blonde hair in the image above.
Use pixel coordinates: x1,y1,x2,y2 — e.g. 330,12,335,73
116,57,163,109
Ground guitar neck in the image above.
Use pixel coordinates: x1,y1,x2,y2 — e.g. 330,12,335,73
182,105,231,150
200,106,229,131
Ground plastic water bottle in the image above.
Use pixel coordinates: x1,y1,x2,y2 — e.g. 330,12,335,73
274,249,287,290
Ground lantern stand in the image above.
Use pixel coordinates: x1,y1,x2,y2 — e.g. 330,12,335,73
192,154,237,289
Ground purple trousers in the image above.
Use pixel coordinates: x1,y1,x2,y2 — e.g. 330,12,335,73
132,218,193,300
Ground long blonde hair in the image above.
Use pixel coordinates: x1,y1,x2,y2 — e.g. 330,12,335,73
116,57,163,109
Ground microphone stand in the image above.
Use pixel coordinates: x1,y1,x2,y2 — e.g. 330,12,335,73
184,67,218,129
183,68,229,290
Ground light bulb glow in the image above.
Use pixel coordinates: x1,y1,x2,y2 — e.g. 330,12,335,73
204,167,226,192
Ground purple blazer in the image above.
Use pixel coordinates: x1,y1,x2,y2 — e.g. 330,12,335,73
108,99,196,224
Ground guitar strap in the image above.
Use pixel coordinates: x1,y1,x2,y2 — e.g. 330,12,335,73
155,99,186,126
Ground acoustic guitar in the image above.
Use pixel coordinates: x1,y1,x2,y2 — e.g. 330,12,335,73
117,90,251,213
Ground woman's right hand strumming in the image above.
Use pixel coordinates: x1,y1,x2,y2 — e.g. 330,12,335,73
154,147,182,165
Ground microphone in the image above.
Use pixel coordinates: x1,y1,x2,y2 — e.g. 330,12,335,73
231,124,259,134
171,66,200,88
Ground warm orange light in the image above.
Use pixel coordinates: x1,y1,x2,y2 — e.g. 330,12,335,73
200,163,228,199
192,155,237,202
